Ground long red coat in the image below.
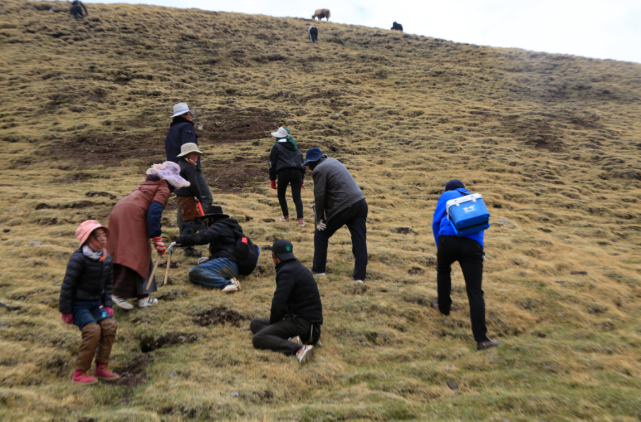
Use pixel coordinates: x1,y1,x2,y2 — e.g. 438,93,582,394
107,179,170,279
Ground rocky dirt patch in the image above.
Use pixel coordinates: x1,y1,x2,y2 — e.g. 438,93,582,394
113,353,152,387
139,333,199,353
193,306,245,327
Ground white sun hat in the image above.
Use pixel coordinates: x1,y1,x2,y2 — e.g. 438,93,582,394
171,102,194,118
177,143,204,157
271,127,289,138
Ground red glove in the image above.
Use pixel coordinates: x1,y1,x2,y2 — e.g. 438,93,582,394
104,307,114,318
270,180,277,190
301,183,304,188
153,237,166,255
61,313,74,325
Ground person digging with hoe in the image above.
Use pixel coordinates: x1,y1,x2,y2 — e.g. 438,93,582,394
167,205,244,293
269,127,306,228
304,147,368,283
432,180,499,351
249,239,321,365
108,162,190,310
59,220,120,384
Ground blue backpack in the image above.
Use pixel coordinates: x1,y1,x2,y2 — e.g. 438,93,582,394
446,189,490,236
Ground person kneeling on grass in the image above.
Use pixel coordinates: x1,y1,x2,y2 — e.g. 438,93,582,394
168,205,243,293
59,220,120,384
250,239,322,365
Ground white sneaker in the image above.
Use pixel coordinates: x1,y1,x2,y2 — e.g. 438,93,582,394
112,295,133,310
312,272,326,277
353,279,364,284
222,278,241,294
288,336,303,347
138,297,158,308
296,345,314,365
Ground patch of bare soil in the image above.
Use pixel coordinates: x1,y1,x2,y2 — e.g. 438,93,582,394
49,133,166,167
139,333,199,353
194,306,245,327
113,353,152,387
205,107,287,143
205,159,266,193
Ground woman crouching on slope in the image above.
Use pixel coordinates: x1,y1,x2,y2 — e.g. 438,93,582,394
59,220,120,384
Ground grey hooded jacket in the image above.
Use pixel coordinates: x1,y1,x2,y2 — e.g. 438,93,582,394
312,157,365,223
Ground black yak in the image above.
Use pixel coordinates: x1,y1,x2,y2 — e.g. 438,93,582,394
391,22,403,31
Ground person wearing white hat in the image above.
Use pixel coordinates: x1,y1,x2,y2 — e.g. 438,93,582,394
269,127,306,228
174,143,205,257
163,102,213,240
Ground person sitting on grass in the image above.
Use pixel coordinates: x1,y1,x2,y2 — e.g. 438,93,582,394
59,220,120,384
249,239,322,365
174,142,205,258
169,205,243,293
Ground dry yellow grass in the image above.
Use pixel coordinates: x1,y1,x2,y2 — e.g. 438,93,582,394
1,1,641,420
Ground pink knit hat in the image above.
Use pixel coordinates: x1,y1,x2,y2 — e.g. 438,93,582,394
75,220,110,248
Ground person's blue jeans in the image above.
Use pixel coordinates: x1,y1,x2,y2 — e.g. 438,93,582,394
189,258,239,289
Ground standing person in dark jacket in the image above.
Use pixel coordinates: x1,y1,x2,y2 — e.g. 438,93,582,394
59,220,120,384
303,147,368,283
432,179,499,351
250,239,321,365
164,102,213,236
269,127,306,228
169,205,243,293
174,143,204,257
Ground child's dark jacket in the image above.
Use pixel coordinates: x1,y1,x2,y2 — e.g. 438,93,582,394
59,249,114,313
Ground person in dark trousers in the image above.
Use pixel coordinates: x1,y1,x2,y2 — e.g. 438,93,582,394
308,26,318,43
169,205,242,293
70,0,88,19
250,239,321,365
432,179,499,351
269,127,306,228
303,148,368,283
174,143,204,257
164,102,213,237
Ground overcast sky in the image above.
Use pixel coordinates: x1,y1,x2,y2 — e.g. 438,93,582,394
86,0,641,64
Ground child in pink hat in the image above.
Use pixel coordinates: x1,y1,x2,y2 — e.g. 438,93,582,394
59,220,120,384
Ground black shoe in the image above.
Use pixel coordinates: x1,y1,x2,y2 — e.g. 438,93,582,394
477,339,500,350
184,249,202,257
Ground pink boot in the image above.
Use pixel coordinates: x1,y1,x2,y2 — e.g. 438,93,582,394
72,369,98,384
94,363,120,381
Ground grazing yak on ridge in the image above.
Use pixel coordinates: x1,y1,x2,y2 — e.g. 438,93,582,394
312,9,331,21
391,22,403,31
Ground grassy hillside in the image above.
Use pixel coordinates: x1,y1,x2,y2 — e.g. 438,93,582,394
1,0,641,420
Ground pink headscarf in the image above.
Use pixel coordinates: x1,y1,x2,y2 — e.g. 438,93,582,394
146,161,190,189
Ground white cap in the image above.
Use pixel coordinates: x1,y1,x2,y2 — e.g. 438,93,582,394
271,127,289,138
171,102,193,118
177,143,203,157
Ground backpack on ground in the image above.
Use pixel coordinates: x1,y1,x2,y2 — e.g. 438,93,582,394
233,231,260,276
446,189,490,236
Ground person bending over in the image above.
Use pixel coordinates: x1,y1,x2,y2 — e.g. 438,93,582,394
432,179,499,351
250,239,322,365
169,205,243,293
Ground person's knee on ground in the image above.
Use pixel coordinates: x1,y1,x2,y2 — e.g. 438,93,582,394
252,330,268,349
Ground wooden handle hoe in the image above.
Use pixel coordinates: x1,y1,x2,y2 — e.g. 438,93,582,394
161,253,172,287
145,254,162,291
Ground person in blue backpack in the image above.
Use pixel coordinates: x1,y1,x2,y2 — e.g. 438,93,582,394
431,180,499,351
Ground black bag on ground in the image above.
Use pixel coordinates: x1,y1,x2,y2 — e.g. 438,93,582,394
233,231,260,276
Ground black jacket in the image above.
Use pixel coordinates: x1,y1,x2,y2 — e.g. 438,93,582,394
174,158,203,200
270,258,323,325
176,218,243,262
59,249,114,313
312,157,365,223
268,141,306,181
164,117,201,170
